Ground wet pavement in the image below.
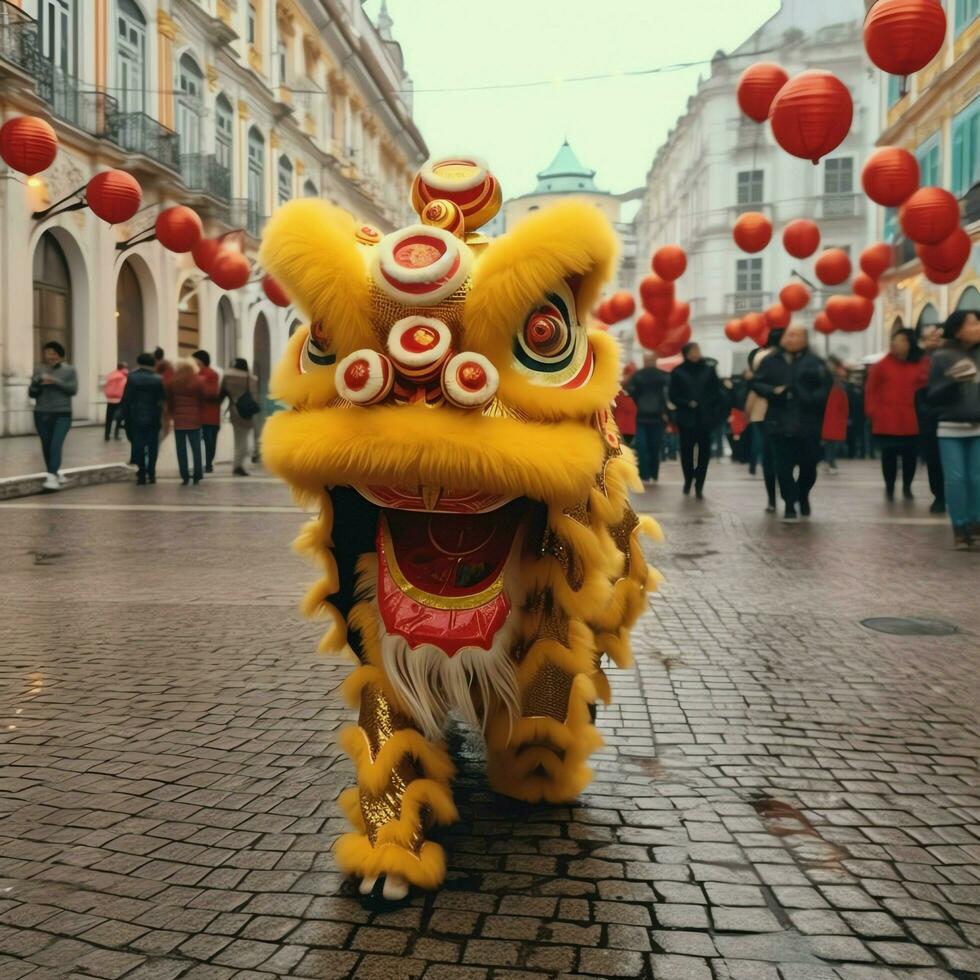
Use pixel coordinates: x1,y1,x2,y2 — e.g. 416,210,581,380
0,458,978,979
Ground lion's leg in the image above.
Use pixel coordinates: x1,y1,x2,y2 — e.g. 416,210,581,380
336,671,457,900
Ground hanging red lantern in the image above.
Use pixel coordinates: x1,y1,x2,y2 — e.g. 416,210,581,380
923,264,963,285
853,274,880,300
844,296,875,332
900,186,960,244
192,237,222,275
769,71,853,165
765,304,792,329
155,205,203,253
861,147,920,207
916,226,971,273
814,312,835,335
737,62,790,123
815,249,852,286
86,169,142,224
610,291,636,321
262,274,290,307
782,219,821,259
863,0,947,79
210,248,251,290
0,115,58,176
658,323,692,357
779,282,811,312
636,311,668,351
860,242,894,279
733,211,773,253
639,274,674,319
668,300,691,329
743,312,769,344
725,319,747,342
652,244,688,282
596,300,615,325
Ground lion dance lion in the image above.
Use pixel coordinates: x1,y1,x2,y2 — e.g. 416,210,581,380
259,156,661,902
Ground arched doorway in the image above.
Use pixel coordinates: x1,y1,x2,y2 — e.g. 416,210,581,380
178,280,200,355
116,259,144,367
217,296,237,368
916,303,940,330
253,313,271,409
33,230,72,364
956,285,980,312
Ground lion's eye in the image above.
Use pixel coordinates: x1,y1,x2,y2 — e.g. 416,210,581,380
516,294,576,373
300,321,337,373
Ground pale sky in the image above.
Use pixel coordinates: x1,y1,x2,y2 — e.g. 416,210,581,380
364,0,781,199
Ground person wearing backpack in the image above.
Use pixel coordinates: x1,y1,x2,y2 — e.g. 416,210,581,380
221,358,261,476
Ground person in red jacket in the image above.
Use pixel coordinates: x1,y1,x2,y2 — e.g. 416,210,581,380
613,381,638,447
821,357,850,473
865,328,929,500
166,358,205,485
193,349,222,473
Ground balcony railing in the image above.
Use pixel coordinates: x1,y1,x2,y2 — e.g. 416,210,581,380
36,61,119,137
226,199,267,238
962,182,980,226
0,0,41,76
727,291,772,315
180,153,232,201
818,193,864,220
730,202,771,220
107,112,180,173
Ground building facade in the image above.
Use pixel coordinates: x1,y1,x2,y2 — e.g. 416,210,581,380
632,0,881,375
0,0,426,435
873,0,979,340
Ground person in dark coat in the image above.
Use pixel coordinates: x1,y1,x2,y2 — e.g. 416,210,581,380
119,352,165,484
166,357,205,485
668,343,727,498
926,310,980,549
625,354,670,483
750,324,832,521
917,324,946,513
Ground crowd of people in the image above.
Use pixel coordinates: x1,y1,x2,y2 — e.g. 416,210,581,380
615,310,980,549
29,344,263,490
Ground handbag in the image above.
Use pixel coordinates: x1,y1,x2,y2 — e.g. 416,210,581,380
235,375,261,420
28,378,42,400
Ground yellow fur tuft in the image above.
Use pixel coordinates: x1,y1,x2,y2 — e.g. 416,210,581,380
341,726,455,794
335,834,447,890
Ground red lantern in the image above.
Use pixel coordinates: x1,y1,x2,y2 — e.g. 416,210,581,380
765,304,792,330
923,264,963,285
900,187,960,244
639,275,674,319
861,147,920,207
814,312,835,335
769,71,853,165
743,312,768,344
155,206,203,253
782,219,821,259
610,291,636,321
668,300,691,329
262,274,290,307
853,274,880,300
737,62,790,123
192,238,222,275
86,169,142,224
725,319,747,342
733,211,772,254
826,296,853,331
0,115,58,176
916,226,970,273
864,0,947,79
659,323,692,357
210,249,251,290
596,300,615,325
860,242,894,279
779,283,811,312
844,296,875,332
652,244,687,282
815,249,852,286
636,312,668,351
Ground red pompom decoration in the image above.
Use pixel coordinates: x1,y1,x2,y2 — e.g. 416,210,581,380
765,304,792,329
863,0,947,79
725,319,747,342
814,312,835,335
917,227,970,274
610,291,637,321
636,311,668,351
779,283,811,312
853,274,881,300
815,249,852,286
900,187,960,244
737,62,790,123
652,244,688,282
782,219,821,259
769,70,854,165
860,242,894,279
262,274,290,307
639,274,674,319
0,115,58,175
210,249,251,290
86,169,142,224
861,147,920,207
733,211,773,253
192,238,222,274
155,206,203,253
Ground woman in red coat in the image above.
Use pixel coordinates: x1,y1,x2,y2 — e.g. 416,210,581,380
865,329,929,500
166,358,205,485
822,357,850,473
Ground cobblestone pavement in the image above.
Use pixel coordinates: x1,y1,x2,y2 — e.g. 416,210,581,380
0,460,977,980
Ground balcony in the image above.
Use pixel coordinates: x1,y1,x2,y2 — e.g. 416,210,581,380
727,291,772,315
225,199,267,239
107,112,180,174
729,202,772,221
180,153,231,202
0,0,41,78
36,61,118,138
817,193,865,220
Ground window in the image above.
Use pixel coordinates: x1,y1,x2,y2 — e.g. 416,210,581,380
737,170,764,207
887,74,903,107
116,0,146,115
247,1,257,45
39,0,75,76
247,127,265,234
952,96,980,197
956,0,979,35
736,258,763,293
277,155,293,206
916,132,942,187
303,179,318,198
276,36,287,85
215,94,233,174
33,231,72,364
176,54,204,156
824,158,854,195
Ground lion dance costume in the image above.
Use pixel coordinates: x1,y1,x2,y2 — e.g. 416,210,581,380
259,156,661,902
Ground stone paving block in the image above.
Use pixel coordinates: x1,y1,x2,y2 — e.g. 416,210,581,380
648,953,714,979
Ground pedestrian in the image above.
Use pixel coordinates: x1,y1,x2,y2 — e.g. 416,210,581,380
103,361,128,441
221,357,261,476
865,328,929,501
917,324,946,514
193,349,222,473
844,370,867,459
926,310,980,550
120,352,165,484
750,324,832,521
28,340,77,491
668,342,727,498
744,330,784,512
625,354,670,482
822,356,850,474
167,357,205,485
154,346,174,441
612,382,637,448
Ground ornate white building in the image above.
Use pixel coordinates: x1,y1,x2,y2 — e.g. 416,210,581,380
632,0,881,374
0,0,426,435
